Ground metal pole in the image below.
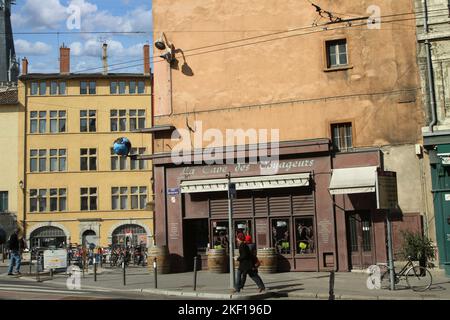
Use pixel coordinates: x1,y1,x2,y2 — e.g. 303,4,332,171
1,245,4,263
328,270,335,300
94,257,97,282
193,256,198,291
153,257,158,289
123,260,126,286
36,255,41,282
227,173,235,290
386,210,395,291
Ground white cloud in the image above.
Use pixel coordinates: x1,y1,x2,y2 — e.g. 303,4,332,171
70,38,146,58
12,0,67,30
15,39,52,56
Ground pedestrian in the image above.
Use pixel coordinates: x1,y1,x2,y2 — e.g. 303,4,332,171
234,233,265,293
7,229,25,276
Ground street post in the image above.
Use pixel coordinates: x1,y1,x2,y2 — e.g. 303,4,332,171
226,173,236,290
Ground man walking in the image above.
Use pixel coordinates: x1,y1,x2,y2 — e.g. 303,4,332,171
7,229,25,276
234,233,265,293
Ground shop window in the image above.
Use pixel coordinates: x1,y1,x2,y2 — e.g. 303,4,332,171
234,220,252,248
212,221,229,250
271,218,291,254
295,217,315,255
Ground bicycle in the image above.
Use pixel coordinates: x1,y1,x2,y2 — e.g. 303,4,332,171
378,256,433,292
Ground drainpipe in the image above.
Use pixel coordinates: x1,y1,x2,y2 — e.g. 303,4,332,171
424,0,437,132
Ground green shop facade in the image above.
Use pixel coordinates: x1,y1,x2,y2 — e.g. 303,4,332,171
424,133,450,276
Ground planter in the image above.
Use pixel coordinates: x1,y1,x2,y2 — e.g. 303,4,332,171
207,248,227,273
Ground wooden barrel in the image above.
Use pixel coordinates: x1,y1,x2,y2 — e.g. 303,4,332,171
207,249,227,273
257,248,277,273
148,245,170,274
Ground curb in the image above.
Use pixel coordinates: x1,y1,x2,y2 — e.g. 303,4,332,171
139,288,274,300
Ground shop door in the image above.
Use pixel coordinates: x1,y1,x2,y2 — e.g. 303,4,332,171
183,219,209,271
346,211,375,269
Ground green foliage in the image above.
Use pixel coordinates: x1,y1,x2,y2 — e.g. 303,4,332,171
400,231,435,262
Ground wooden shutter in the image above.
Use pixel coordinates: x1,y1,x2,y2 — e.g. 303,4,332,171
209,198,228,216
269,194,291,216
292,192,315,215
254,195,268,216
232,197,253,216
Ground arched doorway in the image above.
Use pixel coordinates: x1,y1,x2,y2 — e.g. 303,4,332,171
82,230,97,249
0,227,6,245
112,224,147,247
30,226,67,249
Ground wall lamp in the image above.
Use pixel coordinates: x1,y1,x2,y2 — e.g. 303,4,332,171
155,32,174,63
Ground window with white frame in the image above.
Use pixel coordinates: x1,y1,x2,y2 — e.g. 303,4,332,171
49,110,66,133
80,148,97,171
110,148,127,170
80,110,96,132
326,39,348,68
331,122,353,152
80,187,97,211
130,148,146,170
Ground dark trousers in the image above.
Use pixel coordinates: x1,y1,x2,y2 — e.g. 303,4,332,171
235,269,265,292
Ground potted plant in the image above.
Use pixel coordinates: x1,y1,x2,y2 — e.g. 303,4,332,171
399,231,435,268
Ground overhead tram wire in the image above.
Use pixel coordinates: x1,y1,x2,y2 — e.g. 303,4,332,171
13,10,449,92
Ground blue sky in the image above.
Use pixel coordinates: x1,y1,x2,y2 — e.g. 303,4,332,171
11,0,152,73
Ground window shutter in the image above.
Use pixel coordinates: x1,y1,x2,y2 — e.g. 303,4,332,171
269,194,291,215
292,192,315,215
209,198,228,216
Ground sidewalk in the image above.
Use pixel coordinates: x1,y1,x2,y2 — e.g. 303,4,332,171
2,264,449,300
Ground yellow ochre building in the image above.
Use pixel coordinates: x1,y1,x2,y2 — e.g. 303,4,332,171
17,45,154,249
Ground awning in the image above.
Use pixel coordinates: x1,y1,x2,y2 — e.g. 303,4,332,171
329,166,377,195
180,173,310,194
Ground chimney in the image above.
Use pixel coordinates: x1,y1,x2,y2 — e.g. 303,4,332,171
22,57,28,75
60,45,70,74
144,44,150,75
102,43,108,75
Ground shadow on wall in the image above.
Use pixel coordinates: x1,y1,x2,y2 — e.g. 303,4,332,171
172,48,194,77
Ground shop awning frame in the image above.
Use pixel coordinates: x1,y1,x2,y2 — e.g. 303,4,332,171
180,173,311,194
329,166,378,195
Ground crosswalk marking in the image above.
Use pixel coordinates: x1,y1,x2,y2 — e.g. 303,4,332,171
0,286,87,294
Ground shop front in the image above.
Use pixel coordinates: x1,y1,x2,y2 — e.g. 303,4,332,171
153,139,393,272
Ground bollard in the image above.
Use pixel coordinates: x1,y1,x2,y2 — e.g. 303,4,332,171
94,257,97,282
153,257,158,289
193,256,198,291
1,244,4,263
123,260,126,286
329,270,335,300
36,255,41,283
50,269,54,279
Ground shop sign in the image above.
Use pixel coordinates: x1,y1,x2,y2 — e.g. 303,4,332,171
181,160,315,178
377,171,398,209
44,249,67,269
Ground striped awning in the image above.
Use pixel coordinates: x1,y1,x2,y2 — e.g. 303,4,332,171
180,173,311,194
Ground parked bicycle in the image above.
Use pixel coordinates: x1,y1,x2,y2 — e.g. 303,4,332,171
378,256,433,292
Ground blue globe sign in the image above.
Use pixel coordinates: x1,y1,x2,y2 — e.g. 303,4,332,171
113,137,132,156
